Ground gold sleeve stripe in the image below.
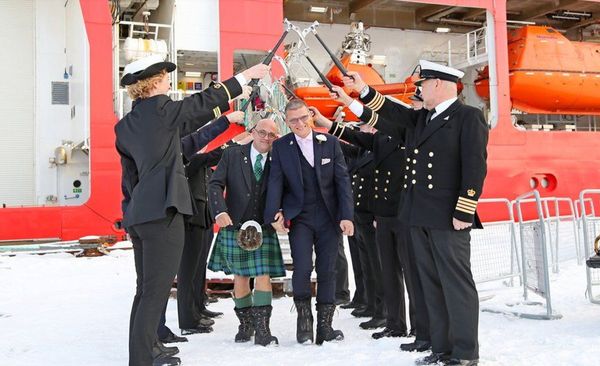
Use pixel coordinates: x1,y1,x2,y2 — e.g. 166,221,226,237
457,198,478,209
371,93,385,111
458,196,478,205
365,91,384,110
456,206,475,215
340,123,347,136
331,122,340,136
456,202,476,213
368,113,379,127
219,83,232,100
213,106,221,118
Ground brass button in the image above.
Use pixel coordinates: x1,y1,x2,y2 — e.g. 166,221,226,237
386,180,389,183
375,169,379,174
375,187,378,190
412,170,416,175
412,179,416,184
358,194,361,198
428,163,433,168
353,174,357,178
387,171,391,175
413,159,417,164
361,178,364,182
375,178,378,182
429,152,434,157
406,166,409,171
375,194,379,199
357,202,360,206
406,158,410,162
359,186,363,189
428,184,433,189
384,188,388,192
403,184,407,188
404,175,408,179
428,175,432,180
414,149,419,154
352,182,355,185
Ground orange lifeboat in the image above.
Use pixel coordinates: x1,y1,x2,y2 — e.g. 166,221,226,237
294,54,418,121
475,25,600,115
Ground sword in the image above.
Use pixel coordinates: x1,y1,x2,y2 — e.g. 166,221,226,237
305,55,338,97
310,24,354,80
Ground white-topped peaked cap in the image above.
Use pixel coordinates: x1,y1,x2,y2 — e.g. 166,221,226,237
414,59,464,86
120,54,176,86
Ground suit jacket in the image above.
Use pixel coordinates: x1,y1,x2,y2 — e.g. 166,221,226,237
330,123,405,217
264,132,354,226
358,87,488,229
208,143,271,227
116,77,242,228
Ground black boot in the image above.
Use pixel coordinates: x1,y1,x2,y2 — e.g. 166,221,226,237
295,299,314,344
234,307,254,343
251,305,278,346
153,340,179,357
315,303,344,345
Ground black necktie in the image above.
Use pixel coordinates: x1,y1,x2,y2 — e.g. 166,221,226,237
425,109,435,125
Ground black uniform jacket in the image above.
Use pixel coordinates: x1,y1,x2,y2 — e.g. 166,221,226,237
340,143,375,218
331,123,405,218
358,87,489,230
116,77,242,228
208,143,271,227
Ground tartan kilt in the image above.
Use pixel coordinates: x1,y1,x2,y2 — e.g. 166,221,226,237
208,228,286,278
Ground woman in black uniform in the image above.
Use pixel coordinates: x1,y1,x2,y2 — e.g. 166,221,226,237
116,54,268,366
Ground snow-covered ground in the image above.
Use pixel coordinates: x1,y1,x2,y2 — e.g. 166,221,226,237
1,249,599,366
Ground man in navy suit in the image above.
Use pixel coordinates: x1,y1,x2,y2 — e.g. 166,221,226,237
265,98,354,345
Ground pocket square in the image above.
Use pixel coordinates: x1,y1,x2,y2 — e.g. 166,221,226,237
321,158,331,165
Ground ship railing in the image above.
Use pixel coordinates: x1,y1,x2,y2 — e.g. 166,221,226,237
419,26,488,70
470,198,521,286
512,196,581,272
482,190,562,319
578,189,600,304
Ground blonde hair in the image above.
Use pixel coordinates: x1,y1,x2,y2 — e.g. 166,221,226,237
126,70,167,100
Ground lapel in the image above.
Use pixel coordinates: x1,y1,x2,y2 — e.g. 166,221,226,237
417,100,462,147
313,133,323,185
286,133,303,183
240,143,253,191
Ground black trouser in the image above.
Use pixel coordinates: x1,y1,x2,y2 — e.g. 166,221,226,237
353,214,385,318
128,212,185,366
192,227,214,313
375,216,414,332
175,223,205,328
410,227,479,360
405,225,430,342
335,237,350,302
347,225,366,306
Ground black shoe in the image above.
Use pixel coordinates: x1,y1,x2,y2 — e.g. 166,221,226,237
315,303,344,345
207,295,219,303
340,301,362,309
400,340,431,352
372,327,407,339
335,297,351,306
350,306,372,318
158,330,188,344
197,314,215,327
234,307,254,343
295,299,314,344
252,305,279,346
415,352,451,365
587,254,600,268
153,355,181,366
154,341,179,357
181,324,213,335
200,308,224,318
443,358,479,366
359,317,386,330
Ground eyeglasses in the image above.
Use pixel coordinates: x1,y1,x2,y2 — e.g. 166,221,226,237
254,129,278,140
287,114,310,125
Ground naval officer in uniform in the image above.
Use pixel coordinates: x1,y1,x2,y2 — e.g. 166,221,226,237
339,60,488,366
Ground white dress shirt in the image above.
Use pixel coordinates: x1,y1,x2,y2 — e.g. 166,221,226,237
294,130,314,167
429,97,457,120
250,144,267,170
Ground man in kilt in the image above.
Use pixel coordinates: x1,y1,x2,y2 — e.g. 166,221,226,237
207,118,285,346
